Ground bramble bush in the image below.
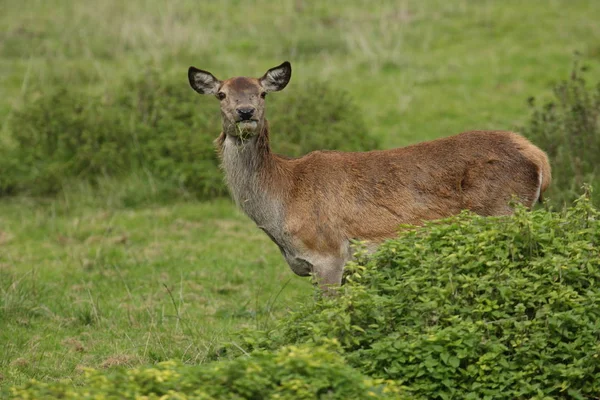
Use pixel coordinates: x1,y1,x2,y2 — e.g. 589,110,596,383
234,192,600,399
0,69,378,202
8,342,404,400
523,65,600,208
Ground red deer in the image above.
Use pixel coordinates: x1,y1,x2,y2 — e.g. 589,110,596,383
188,61,551,289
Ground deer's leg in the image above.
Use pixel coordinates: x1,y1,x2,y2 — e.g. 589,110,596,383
309,256,346,292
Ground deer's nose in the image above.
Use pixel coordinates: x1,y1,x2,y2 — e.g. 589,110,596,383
237,107,255,121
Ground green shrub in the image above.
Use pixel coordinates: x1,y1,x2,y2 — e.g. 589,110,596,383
0,69,378,202
8,342,404,400
522,65,600,207
269,82,378,156
236,193,600,399
1,71,223,200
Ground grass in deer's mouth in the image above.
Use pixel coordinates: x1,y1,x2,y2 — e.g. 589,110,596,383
236,121,258,142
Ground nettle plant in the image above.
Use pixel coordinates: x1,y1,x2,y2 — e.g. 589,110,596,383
9,343,404,400
236,191,600,400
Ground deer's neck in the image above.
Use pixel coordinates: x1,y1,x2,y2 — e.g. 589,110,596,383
218,121,287,227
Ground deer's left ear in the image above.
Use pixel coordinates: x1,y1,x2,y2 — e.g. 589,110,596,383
188,67,221,95
259,61,292,92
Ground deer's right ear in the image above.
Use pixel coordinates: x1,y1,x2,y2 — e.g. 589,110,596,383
188,67,221,95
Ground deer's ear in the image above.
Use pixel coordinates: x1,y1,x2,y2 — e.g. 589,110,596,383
259,61,292,92
188,67,221,95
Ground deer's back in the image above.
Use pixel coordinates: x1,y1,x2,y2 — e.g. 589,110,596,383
280,130,549,253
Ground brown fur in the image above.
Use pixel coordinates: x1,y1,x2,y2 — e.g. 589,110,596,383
230,126,550,257
188,62,552,287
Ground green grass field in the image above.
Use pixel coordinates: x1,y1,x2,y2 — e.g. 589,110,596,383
1,0,600,389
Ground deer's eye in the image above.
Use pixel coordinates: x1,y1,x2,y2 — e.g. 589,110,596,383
260,92,267,99
217,92,226,100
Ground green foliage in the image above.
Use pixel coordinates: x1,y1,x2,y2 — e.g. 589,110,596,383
523,65,600,207
8,343,404,400
236,193,600,399
0,71,221,200
0,70,377,202
270,82,377,156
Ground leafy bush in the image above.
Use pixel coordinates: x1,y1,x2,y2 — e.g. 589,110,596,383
8,343,404,400
0,71,222,200
269,82,378,156
522,65,600,207
0,69,378,201
236,193,600,399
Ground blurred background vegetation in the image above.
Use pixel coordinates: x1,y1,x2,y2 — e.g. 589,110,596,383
1,0,600,390
1,0,599,206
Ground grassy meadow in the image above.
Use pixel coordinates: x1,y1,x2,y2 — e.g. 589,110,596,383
1,0,600,390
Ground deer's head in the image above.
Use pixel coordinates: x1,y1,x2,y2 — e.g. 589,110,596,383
188,62,292,138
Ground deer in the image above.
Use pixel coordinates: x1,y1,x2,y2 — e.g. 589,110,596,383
187,61,551,290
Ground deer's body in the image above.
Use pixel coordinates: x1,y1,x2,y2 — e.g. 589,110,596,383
188,62,551,287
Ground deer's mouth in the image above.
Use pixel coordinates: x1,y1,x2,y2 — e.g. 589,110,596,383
236,119,258,132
